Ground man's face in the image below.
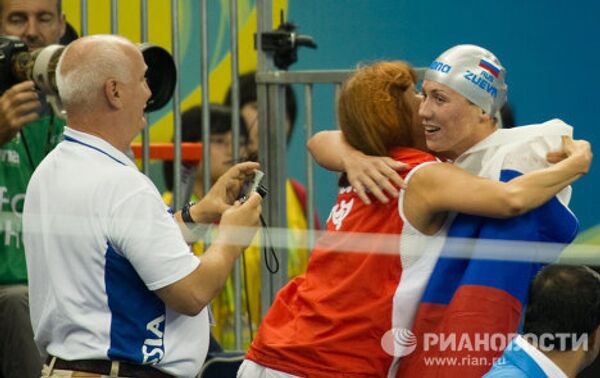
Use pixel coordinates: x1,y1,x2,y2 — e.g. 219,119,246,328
0,0,65,50
419,80,490,160
121,45,152,134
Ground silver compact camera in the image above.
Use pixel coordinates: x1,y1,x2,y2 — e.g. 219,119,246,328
238,170,268,203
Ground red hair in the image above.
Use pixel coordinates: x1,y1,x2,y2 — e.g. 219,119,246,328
338,61,418,156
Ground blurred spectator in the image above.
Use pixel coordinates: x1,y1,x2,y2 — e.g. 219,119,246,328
485,265,600,377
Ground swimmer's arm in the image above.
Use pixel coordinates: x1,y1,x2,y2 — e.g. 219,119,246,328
409,136,591,219
307,130,406,204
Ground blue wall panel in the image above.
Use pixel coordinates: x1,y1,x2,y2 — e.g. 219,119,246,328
286,0,600,232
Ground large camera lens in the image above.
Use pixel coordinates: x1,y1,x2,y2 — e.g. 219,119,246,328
30,45,64,95
140,43,177,112
0,35,27,93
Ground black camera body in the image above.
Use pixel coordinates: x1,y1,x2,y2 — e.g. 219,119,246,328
0,36,30,94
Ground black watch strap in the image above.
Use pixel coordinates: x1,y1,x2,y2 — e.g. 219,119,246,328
181,202,195,225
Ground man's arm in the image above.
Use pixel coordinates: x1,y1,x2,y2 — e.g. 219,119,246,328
307,130,406,204
156,193,262,316
0,81,42,145
158,161,262,316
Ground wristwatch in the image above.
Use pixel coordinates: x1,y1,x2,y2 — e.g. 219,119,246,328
181,201,196,225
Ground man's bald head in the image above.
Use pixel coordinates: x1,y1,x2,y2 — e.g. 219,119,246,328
56,34,135,113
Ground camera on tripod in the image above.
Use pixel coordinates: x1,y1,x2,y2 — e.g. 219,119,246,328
0,35,177,115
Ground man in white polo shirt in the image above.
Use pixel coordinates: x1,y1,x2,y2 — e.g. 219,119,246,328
22,34,263,378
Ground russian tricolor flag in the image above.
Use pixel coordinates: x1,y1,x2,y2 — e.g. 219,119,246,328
479,59,500,78
395,122,579,378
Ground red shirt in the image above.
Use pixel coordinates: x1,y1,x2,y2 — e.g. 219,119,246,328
246,148,437,377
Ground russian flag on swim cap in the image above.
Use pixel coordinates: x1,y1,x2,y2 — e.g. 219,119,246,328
479,59,500,78
424,45,508,115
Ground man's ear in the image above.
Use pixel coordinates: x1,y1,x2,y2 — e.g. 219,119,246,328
584,326,600,368
104,79,122,109
591,325,600,348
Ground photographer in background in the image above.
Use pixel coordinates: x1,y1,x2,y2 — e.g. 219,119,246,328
0,1,66,377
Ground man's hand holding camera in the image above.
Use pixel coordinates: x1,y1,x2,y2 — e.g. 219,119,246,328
179,161,263,253
0,81,41,145
189,161,261,224
216,192,263,250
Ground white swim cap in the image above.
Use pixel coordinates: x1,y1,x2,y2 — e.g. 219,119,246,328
424,44,507,116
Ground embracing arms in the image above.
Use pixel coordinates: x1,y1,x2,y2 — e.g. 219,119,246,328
403,136,592,234
307,130,406,204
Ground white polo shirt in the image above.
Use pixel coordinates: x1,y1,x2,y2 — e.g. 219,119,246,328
23,127,208,378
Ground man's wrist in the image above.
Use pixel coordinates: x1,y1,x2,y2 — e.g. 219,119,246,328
192,197,222,224
0,126,18,146
180,202,212,240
